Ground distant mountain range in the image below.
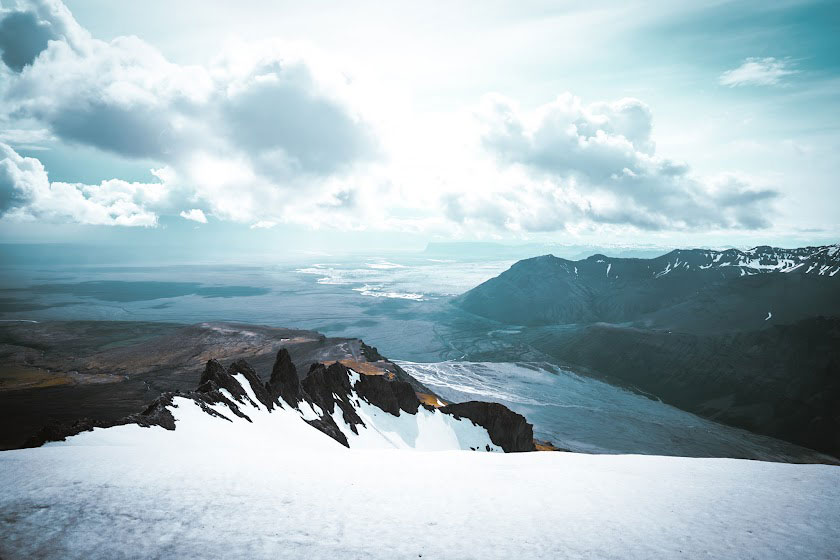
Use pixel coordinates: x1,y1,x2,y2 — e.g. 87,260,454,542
423,241,677,261
454,244,840,456
456,244,840,330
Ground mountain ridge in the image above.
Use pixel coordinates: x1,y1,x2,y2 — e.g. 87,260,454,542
455,243,840,328
31,350,537,452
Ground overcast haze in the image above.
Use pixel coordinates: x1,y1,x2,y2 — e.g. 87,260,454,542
0,0,838,256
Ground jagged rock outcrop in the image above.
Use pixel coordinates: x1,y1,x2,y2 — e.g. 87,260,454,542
266,348,303,407
354,371,420,416
29,349,547,453
228,359,274,409
440,401,536,452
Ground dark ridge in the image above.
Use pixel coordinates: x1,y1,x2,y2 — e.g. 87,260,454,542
198,359,255,406
27,349,546,453
440,401,536,452
228,359,274,409
301,362,365,434
266,348,302,407
354,372,420,415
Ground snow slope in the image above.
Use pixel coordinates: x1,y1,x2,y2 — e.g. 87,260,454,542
1,439,838,559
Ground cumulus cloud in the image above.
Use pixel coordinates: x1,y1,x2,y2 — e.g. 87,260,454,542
0,142,161,225
0,1,781,236
473,93,778,231
719,57,797,87
0,0,376,226
0,10,55,71
179,208,207,223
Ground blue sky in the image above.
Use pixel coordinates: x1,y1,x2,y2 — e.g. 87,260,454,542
0,0,837,254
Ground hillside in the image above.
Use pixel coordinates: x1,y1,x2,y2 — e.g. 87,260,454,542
455,244,840,328
521,317,840,455
453,244,840,456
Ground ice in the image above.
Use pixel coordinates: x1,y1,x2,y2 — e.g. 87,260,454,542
352,284,425,300
1,435,837,559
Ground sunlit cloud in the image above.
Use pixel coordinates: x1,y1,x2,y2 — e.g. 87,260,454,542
179,208,207,223
719,57,797,87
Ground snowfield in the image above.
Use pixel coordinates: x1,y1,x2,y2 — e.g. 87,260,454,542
1,443,838,559
0,373,838,559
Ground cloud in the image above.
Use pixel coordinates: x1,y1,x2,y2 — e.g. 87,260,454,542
719,57,797,87
179,208,207,223
0,10,55,71
0,143,161,226
250,220,277,229
0,0,377,222
0,1,782,237
474,93,779,231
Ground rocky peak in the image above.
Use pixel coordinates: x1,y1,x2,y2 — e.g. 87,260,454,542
441,401,536,452
198,359,254,405
354,372,420,416
228,359,274,409
267,348,303,408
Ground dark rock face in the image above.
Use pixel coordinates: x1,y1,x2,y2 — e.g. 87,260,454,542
228,359,274,409
354,372,420,416
441,401,536,452
266,349,303,407
198,359,253,404
28,350,543,453
301,363,365,435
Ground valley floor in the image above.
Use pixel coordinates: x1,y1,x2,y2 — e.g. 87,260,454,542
1,434,837,559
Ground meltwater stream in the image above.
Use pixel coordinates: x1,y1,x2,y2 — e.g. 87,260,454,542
398,361,834,462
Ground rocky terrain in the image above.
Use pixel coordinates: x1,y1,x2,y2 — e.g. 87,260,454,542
0,320,535,452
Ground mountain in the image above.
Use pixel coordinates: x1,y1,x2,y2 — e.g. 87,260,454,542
33,350,536,452
453,244,840,456
0,320,535,452
455,244,840,327
422,241,673,261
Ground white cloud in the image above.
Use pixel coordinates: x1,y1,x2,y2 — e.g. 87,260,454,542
719,57,797,87
179,208,207,223
0,0,377,223
473,92,778,231
250,220,277,229
0,142,160,226
0,1,782,236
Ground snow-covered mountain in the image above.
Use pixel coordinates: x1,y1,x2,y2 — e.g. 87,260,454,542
34,349,536,453
651,244,840,277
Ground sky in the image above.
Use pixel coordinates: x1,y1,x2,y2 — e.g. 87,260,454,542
0,0,838,256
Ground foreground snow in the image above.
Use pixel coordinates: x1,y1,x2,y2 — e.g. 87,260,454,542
1,427,838,559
